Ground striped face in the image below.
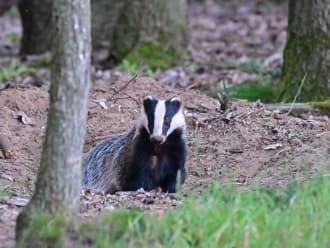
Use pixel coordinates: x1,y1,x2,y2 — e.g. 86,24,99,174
138,96,185,144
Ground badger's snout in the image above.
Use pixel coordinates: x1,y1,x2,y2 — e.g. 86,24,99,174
150,135,165,145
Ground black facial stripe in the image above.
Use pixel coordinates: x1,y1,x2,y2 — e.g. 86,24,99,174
143,98,158,134
163,99,181,135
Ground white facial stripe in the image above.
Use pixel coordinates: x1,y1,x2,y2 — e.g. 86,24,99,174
153,100,166,136
166,109,185,137
140,107,149,131
170,96,180,102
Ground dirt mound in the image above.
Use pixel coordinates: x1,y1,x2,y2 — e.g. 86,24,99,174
0,76,329,247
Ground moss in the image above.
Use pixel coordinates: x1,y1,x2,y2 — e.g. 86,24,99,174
208,79,276,103
277,30,330,102
123,41,180,71
309,100,330,111
226,83,275,102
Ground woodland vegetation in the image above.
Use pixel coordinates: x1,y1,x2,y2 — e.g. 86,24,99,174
0,0,329,247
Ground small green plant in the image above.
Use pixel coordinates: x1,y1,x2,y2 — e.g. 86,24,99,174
118,59,153,76
0,59,36,83
0,189,16,197
6,33,19,44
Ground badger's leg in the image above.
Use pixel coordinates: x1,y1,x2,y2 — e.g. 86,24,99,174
160,173,177,193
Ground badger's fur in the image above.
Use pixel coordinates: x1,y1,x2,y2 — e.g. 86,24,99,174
82,96,187,194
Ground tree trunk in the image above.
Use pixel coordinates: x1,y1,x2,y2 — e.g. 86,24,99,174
16,0,91,245
277,0,330,102
18,0,126,53
109,0,189,69
18,0,54,54
91,0,124,49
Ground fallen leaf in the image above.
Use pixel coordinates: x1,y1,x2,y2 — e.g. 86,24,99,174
97,98,108,109
264,143,283,150
12,111,35,125
1,174,13,182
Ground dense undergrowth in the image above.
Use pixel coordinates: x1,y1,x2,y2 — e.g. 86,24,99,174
27,175,330,248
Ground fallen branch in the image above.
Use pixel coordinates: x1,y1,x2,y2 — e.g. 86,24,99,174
265,103,317,115
109,74,138,96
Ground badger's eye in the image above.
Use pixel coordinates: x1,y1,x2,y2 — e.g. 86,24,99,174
163,118,170,128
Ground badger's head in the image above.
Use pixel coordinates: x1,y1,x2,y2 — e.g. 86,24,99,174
137,95,186,145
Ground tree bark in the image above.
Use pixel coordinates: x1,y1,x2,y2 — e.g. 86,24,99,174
16,0,91,245
277,0,330,102
109,0,189,68
18,0,125,53
18,0,54,54
91,0,124,49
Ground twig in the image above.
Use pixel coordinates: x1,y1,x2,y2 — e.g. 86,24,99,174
287,73,308,115
315,131,330,137
265,103,315,114
217,91,230,112
112,74,138,95
124,93,140,105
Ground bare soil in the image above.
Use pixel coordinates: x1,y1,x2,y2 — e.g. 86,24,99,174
0,1,329,247
0,76,329,247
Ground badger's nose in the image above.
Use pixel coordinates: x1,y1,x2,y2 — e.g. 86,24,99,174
150,135,165,145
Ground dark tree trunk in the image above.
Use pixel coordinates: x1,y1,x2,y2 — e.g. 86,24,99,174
18,0,125,53
277,0,330,102
109,0,189,68
16,0,91,245
18,0,54,54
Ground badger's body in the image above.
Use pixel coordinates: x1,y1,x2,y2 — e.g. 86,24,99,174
82,96,187,194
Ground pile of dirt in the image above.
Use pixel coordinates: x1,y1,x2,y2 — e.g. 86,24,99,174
0,76,329,247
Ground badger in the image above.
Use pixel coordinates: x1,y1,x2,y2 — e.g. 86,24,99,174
82,95,187,194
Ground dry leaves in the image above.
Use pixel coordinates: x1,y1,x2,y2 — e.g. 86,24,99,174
12,111,35,125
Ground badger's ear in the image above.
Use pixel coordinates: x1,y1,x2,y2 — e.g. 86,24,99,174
144,95,153,101
170,96,181,108
143,95,155,110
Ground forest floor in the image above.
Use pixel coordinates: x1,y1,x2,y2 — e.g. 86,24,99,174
0,0,329,247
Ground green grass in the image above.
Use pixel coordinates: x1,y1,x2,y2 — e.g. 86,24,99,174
0,58,36,83
23,176,330,247
208,59,282,103
78,175,330,247
225,81,275,102
118,59,154,76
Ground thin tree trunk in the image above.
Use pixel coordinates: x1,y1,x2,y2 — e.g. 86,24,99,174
16,0,91,245
18,0,54,54
277,0,330,102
